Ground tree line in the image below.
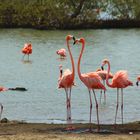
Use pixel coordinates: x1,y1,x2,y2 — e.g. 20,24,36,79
0,0,139,29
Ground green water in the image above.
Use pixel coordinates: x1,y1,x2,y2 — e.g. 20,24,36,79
0,28,139,124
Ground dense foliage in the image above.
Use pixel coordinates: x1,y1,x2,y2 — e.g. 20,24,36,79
0,0,139,29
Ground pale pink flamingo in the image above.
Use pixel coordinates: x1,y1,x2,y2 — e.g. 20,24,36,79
56,48,66,58
96,68,113,103
136,76,140,86
101,59,133,126
74,38,106,132
22,43,32,61
58,35,75,130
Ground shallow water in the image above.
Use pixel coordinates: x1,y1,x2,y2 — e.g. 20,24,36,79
0,28,139,124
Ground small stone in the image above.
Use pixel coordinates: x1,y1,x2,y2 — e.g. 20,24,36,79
129,132,133,135
1,118,9,123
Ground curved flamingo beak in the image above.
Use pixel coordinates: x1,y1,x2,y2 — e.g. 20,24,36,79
136,81,139,86
73,36,76,45
73,39,79,45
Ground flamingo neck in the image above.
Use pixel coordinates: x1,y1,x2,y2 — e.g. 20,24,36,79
77,41,84,81
66,39,75,80
106,61,113,88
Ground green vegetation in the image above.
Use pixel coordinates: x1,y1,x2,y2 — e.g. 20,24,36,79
0,0,139,29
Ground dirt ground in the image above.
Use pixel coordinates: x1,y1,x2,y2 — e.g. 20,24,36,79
0,119,140,140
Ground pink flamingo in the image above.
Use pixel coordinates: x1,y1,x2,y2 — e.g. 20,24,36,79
58,35,75,130
74,38,106,132
56,48,66,58
22,43,32,61
96,68,113,103
136,76,140,86
101,59,133,126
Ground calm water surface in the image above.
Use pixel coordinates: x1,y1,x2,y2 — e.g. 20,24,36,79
0,28,139,124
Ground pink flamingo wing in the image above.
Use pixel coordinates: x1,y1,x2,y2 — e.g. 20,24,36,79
81,72,106,90
58,69,74,88
112,70,133,88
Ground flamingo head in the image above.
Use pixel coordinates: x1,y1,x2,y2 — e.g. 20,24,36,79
73,37,85,45
66,35,75,41
101,59,109,70
66,35,76,45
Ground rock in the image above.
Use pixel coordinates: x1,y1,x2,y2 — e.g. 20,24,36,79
1,118,9,123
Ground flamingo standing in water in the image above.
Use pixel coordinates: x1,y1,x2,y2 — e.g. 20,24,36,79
136,76,140,86
56,48,66,59
96,68,113,103
58,35,75,130
74,38,106,132
22,43,32,61
101,59,133,126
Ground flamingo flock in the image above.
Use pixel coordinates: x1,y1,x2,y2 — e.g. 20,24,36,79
56,35,140,132
0,34,139,133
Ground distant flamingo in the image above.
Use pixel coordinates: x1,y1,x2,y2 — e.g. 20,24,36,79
101,59,133,126
96,68,113,103
58,35,75,130
56,48,66,58
22,43,32,61
136,76,140,86
74,38,106,132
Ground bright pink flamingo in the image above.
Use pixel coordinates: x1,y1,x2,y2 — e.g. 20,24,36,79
96,68,113,103
136,76,140,86
22,43,32,61
74,38,106,132
101,59,133,126
58,35,75,130
56,48,66,58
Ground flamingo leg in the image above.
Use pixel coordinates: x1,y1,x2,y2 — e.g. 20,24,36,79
121,88,123,125
22,54,26,60
68,87,72,124
92,89,100,132
103,80,106,104
28,54,29,61
64,88,69,123
114,88,119,126
88,89,92,131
